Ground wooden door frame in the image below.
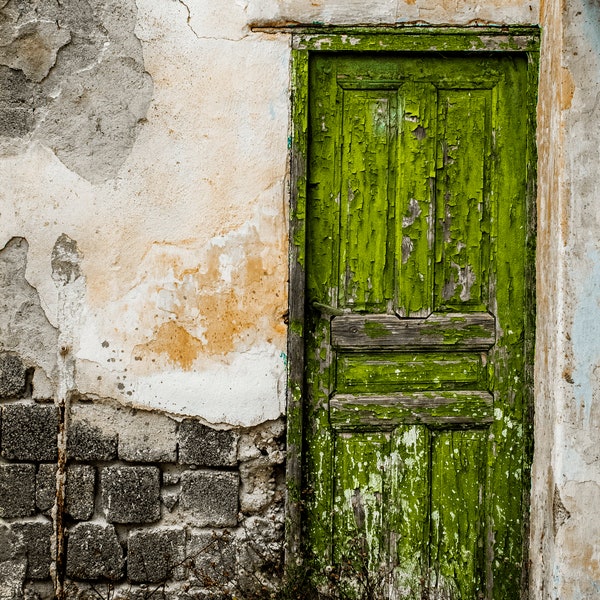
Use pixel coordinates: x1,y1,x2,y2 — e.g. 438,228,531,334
286,26,539,590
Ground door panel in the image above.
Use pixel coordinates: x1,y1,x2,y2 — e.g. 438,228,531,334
304,53,530,599
435,88,491,311
339,89,396,311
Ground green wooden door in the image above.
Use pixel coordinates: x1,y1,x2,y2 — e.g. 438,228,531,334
303,53,533,599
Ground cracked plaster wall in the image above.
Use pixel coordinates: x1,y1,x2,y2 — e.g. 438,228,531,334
532,0,600,598
0,0,538,426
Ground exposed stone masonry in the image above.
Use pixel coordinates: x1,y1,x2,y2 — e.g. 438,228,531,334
0,352,286,600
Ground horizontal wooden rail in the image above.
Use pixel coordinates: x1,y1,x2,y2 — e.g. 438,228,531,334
330,390,493,429
331,312,495,351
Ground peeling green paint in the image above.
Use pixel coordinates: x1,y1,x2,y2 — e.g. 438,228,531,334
363,322,392,338
337,352,483,392
293,32,537,599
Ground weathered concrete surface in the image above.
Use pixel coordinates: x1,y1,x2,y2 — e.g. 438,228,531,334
531,0,600,598
247,0,537,27
0,0,152,183
0,238,58,399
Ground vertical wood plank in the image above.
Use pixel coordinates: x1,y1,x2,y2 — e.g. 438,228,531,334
386,425,431,596
333,432,388,570
486,55,530,600
435,88,491,311
429,429,487,599
396,82,437,317
339,90,396,311
285,43,309,565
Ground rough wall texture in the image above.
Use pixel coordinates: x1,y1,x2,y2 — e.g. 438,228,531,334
247,0,537,26
0,367,285,599
0,0,290,426
531,0,600,598
0,0,153,183
10,0,600,598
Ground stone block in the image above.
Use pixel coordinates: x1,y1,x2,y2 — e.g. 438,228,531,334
0,560,27,600
66,465,95,520
0,354,27,399
180,470,238,527
66,523,123,581
36,464,57,513
0,464,36,518
177,591,232,600
179,421,237,467
101,466,160,524
67,419,117,461
22,581,55,600
0,524,18,561
1,404,58,461
118,412,177,463
127,527,185,583
186,530,236,588
12,521,53,579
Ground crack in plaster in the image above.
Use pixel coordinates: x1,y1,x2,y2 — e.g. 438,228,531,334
175,0,200,38
175,0,251,42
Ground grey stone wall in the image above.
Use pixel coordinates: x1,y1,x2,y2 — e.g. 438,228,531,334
0,352,286,600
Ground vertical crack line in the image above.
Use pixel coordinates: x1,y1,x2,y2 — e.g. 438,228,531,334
176,0,201,39
53,392,69,599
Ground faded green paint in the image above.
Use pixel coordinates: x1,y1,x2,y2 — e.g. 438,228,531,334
296,34,537,599
330,391,494,429
331,313,495,350
337,352,483,392
292,28,540,54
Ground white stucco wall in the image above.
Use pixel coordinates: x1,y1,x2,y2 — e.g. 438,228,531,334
532,0,600,597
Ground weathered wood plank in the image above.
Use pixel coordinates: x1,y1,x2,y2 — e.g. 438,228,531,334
339,89,395,311
337,351,483,392
429,430,487,598
435,89,490,310
387,426,430,591
288,29,540,53
331,312,495,350
396,82,437,317
333,432,387,568
329,390,493,429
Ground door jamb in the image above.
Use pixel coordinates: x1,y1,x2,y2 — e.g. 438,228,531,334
285,26,539,586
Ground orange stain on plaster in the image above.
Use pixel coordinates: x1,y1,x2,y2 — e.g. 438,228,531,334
561,67,575,110
133,221,287,370
143,321,204,370
565,537,600,579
